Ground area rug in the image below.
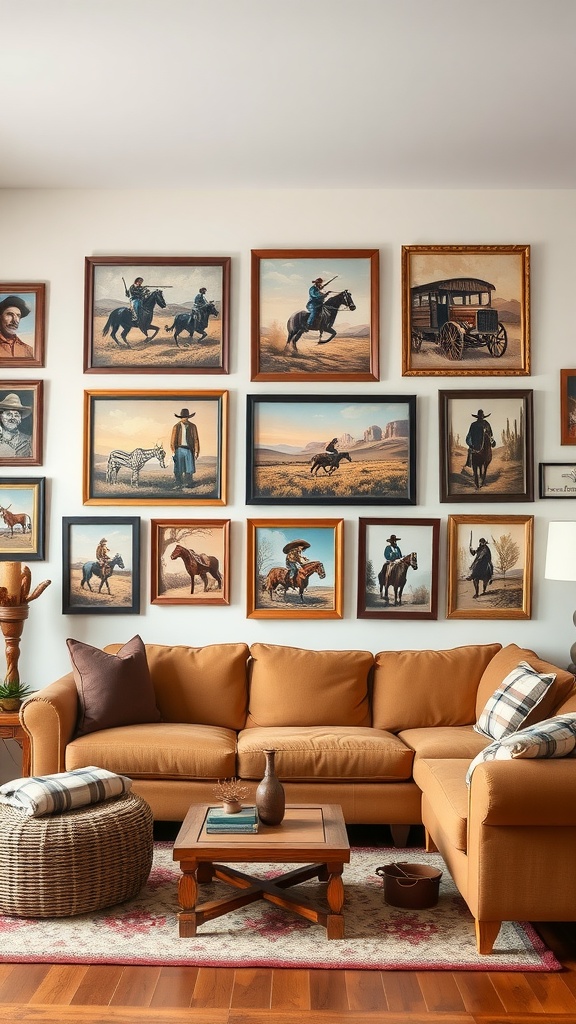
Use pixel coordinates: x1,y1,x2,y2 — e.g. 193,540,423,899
0,844,560,971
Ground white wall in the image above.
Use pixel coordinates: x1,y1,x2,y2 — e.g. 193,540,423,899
0,187,574,691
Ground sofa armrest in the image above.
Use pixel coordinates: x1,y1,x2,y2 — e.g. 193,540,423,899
470,759,576,827
20,673,79,775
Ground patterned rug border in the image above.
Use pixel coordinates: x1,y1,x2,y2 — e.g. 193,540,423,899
0,843,562,972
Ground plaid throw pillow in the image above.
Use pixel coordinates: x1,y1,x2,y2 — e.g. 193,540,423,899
474,660,556,741
466,713,576,784
0,766,132,817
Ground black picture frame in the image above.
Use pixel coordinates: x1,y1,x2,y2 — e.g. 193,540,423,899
62,516,140,614
246,394,417,506
539,462,576,499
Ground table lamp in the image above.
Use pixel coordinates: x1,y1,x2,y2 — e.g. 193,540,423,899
544,521,576,673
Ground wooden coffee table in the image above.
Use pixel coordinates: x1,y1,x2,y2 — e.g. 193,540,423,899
173,803,350,939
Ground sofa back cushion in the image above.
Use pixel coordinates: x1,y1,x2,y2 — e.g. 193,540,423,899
104,642,249,731
475,644,576,729
245,643,373,728
372,644,502,732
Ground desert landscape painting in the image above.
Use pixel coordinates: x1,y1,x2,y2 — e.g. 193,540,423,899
251,250,378,381
247,396,416,505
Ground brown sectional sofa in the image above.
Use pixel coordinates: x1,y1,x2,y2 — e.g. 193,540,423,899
20,639,576,954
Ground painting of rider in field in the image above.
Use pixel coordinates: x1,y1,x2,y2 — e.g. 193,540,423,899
251,249,379,383
248,519,343,619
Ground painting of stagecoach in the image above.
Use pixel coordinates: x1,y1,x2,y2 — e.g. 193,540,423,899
150,518,230,606
246,395,416,506
0,477,44,560
250,249,379,382
402,245,530,376
357,518,440,620
62,517,140,614
447,514,533,620
247,518,343,619
84,256,230,374
83,390,227,506
438,389,534,504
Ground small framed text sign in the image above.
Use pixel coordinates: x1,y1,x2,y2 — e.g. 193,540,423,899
539,463,576,499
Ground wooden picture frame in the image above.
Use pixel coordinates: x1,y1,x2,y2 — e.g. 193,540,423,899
560,369,576,444
539,462,576,498
402,245,530,376
62,516,140,615
0,477,45,561
0,284,46,368
247,518,343,619
0,381,43,466
446,513,533,619
357,517,440,620
83,390,228,506
439,389,534,503
250,248,379,382
246,394,416,506
150,518,230,605
84,256,230,374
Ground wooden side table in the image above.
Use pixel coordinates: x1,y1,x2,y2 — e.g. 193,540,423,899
0,712,30,776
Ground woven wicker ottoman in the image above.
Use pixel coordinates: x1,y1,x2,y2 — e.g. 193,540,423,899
0,792,154,918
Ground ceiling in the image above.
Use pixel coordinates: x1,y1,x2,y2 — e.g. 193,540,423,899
2,0,576,190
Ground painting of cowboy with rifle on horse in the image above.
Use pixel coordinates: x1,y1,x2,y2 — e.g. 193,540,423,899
251,249,379,382
84,256,230,373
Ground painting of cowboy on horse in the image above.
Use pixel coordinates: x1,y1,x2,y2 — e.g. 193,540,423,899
252,251,379,382
358,519,439,620
250,522,343,618
449,517,531,616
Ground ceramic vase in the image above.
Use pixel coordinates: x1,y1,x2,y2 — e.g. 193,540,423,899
255,748,285,825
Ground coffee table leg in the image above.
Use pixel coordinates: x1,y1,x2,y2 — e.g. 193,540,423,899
177,861,200,937
326,862,345,939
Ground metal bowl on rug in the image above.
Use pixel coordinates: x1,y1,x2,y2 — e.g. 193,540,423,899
376,862,443,909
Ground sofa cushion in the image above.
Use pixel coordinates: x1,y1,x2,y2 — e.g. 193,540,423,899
105,642,249,731
372,644,501,732
68,635,161,737
245,644,373,728
474,660,555,740
475,644,575,728
466,713,576,784
413,758,470,852
65,723,237,780
237,726,413,781
398,726,489,761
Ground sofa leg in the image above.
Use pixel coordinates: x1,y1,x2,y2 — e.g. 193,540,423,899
424,829,438,853
390,824,410,847
475,919,501,954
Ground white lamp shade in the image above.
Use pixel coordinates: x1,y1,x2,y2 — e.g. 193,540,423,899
545,522,576,581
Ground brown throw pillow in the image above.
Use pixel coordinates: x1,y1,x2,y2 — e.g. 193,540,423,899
67,635,161,737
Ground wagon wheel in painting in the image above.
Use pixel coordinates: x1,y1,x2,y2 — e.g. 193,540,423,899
486,322,508,357
439,321,464,360
411,327,423,352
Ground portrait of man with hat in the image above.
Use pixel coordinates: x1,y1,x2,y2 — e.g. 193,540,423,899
0,391,33,459
0,294,35,360
382,533,403,591
170,407,200,490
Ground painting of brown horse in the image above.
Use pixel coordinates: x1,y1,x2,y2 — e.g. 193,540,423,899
171,543,222,594
378,552,418,605
262,560,326,602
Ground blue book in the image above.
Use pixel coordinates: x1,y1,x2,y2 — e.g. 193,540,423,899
207,805,257,826
206,822,259,834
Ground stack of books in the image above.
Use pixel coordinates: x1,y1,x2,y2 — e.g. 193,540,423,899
206,805,259,834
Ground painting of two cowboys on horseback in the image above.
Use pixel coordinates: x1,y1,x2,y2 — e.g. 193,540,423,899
251,249,379,382
84,256,230,373
439,389,534,503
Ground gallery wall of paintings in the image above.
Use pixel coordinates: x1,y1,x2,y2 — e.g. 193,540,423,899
1,187,575,686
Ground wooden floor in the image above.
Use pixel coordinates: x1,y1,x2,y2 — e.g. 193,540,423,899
2,824,576,1024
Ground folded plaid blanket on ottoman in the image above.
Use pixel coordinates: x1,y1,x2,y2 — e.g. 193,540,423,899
0,766,132,817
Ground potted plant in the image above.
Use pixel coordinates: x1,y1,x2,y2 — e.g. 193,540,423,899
0,677,32,713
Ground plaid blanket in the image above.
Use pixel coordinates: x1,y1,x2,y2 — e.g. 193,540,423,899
0,766,132,817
